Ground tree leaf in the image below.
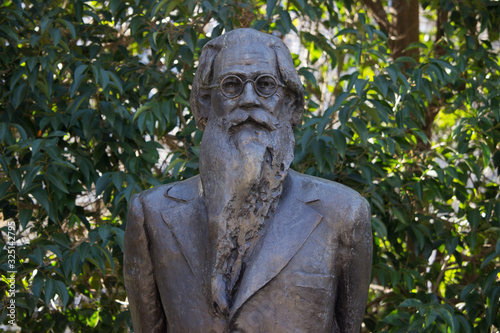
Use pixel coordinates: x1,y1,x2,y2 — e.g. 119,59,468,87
352,117,368,144
332,129,346,158
54,280,70,307
70,64,88,97
266,0,277,19
44,278,55,305
19,209,32,229
56,19,76,39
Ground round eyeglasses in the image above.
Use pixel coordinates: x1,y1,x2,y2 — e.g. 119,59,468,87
207,74,285,99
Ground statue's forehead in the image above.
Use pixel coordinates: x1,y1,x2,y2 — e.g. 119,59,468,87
214,44,277,79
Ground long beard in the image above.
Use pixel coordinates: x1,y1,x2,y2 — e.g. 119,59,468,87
199,110,294,314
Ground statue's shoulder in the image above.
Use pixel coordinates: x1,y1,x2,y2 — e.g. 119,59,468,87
289,170,370,226
130,175,202,214
289,170,366,204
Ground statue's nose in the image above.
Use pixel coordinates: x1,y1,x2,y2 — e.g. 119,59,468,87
238,82,261,109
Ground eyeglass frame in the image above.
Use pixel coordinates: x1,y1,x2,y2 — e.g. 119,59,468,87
205,74,286,99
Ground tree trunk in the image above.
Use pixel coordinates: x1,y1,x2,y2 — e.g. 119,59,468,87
391,0,419,62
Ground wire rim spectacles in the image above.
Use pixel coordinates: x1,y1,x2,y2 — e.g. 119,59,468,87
206,74,285,99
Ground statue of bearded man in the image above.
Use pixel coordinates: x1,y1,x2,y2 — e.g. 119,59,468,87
124,28,372,333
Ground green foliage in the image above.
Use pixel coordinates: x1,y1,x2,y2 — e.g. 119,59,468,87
289,1,500,332
0,0,499,332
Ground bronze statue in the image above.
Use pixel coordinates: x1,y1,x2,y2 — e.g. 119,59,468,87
124,28,372,333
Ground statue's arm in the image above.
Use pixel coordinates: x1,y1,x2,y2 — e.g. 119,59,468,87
335,197,373,332
123,194,166,332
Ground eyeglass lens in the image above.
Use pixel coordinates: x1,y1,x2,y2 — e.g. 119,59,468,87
220,75,278,98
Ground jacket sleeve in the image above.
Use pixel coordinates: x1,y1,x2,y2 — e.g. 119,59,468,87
124,194,166,332
334,197,373,333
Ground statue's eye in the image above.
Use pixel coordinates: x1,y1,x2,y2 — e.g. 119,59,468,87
221,76,242,97
256,76,277,96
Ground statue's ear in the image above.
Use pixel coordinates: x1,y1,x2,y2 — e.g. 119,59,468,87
285,93,302,128
197,87,212,115
194,87,212,130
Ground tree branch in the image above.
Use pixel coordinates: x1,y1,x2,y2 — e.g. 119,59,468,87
367,290,395,309
361,0,390,34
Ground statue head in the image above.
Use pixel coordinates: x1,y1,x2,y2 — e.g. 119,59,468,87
190,28,305,131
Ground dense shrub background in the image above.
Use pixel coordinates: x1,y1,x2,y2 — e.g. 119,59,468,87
0,0,499,332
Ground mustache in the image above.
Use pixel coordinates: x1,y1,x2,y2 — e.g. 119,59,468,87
223,109,280,131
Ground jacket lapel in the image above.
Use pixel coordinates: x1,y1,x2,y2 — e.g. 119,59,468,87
160,177,209,284
230,171,323,316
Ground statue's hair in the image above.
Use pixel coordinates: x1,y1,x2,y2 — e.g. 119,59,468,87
190,28,305,130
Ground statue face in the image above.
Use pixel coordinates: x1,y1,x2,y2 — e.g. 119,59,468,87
210,44,290,129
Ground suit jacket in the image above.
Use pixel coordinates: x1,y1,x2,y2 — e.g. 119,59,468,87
124,170,372,333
